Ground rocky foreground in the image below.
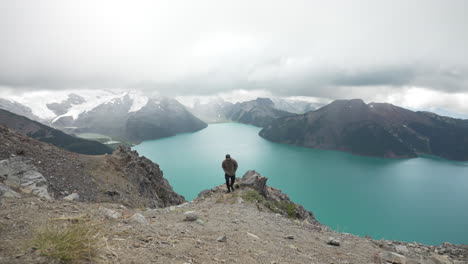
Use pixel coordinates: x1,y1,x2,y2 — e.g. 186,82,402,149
1,125,467,264
0,125,185,208
1,170,467,264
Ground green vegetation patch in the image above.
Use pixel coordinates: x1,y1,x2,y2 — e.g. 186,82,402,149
242,189,296,218
32,221,101,263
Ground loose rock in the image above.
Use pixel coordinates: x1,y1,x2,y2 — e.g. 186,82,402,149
0,183,21,199
327,237,341,246
395,244,409,254
217,235,227,242
63,193,79,201
184,211,199,221
99,208,122,220
246,232,259,240
380,252,407,264
129,213,148,225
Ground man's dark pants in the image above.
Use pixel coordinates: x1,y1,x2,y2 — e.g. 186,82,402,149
225,174,235,191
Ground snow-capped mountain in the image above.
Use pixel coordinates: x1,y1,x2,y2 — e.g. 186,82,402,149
0,98,41,121
270,97,327,114
186,97,294,127
184,96,327,125
0,90,207,142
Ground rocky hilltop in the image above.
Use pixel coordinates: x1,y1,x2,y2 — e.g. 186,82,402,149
0,126,184,207
260,99,468,160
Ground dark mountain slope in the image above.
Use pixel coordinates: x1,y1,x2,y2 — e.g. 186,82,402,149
260,99,468,160
226,98,295,127
0,109,113,155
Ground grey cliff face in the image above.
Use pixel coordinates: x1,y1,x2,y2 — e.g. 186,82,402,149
112,146,186,207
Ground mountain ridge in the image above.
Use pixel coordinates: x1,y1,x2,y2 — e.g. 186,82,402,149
0,109,113,155
260,99,468,161
0,91,208,143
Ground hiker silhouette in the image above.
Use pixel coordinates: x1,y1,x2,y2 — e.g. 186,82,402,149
222,154,238,193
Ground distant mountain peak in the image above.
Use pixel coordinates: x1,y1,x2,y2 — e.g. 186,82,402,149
260,99,468,161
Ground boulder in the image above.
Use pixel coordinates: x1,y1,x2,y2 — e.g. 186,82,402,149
184,211,199,221
396,244,409,254
129,213,148,225
99,208,122,220
381,252,407,264
246,232,260,240
217,235,227,242
240,170,268,196
0,183,21,199
0,157,51,200
327,237,341,246
63,193,79,201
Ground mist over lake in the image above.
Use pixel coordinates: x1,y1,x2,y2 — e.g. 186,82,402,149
134,123,468,245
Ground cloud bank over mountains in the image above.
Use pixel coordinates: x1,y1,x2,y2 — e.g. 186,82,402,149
1,0,467,116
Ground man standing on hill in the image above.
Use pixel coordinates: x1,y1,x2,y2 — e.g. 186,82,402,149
222,154,238,193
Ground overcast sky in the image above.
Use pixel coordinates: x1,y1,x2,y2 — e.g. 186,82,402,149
1,0,468,115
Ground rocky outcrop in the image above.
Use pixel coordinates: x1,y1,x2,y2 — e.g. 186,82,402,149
0,157,51,200
260,99,468,161
241,170,317,224
0,183,21,199
239,170,268,196
0,126,185,208
111,146,186,208
199,170,317,224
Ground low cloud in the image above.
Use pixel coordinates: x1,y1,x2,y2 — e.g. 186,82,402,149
0,0,467,116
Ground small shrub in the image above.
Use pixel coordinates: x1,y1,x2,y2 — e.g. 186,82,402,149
242,190,264,203
32,221,101,263
242,189,297,219
276,201,296,218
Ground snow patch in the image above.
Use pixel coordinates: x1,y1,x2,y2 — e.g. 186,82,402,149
104,140,121,144
127,91,148,113
52,90,123,122
2,91,69,120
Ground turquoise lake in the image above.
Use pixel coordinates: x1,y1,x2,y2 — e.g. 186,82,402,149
133,123,468,245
